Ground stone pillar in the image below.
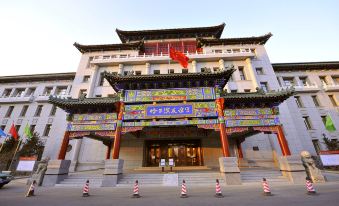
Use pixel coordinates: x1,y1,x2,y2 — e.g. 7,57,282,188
192,60,197,73
42,160,71,186
245,58,259,88
112,102,124,159
145,62,151,75
101,159,124,187
219,157,242,185
58,131,70,160
278,155,306,184
215,98,230,157
218,59,224,71
87,65,99,98
69,139,82,172
276,125,291,156
118,64,124,75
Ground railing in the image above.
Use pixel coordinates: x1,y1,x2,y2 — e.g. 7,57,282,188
0,94,35,103
91,48,255,61
323,84,339,91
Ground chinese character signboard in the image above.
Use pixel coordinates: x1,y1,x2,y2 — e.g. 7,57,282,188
146,104,193,117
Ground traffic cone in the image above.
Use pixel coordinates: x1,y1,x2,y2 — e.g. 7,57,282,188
132,180,141,198
25,180,36,197
215,179,224,198
262,178,272,196
82,180,90,197
305,177,316,195
180,179,188,198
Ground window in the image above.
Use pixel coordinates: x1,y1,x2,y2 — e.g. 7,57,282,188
83,75,90,82
95,95,102,98
182,69,188,74
107,94,115,97
5,106,14,117
123,71,129,76
294,96,303,108
231,89,237,93
260,82,268,92
328,95,337,106
55,87,67,96
319,76,327,86
87,57,93,68
168,69,174,74
15,125,21,132
135,71,141,75
20,105,29,117
43,124,52,136
154,70,160,74
333,76,339,85
311,95,320,107
43,87,53,96
213,67,220,72
312,139,321,154
2,89,12,97
30,125,36,134
78,89,87,97
98,73,105,86
256,67,264,75
253,146,259,151
14,88,25,97
34,105,43,117
302,116,312,130
299,77,309,86
25,88,35,97
282,78,294,86
1,125,6,131
238,66,246,80
50,105,57,116
321,116,326,126
244,89,251,93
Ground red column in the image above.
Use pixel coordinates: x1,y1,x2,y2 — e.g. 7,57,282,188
112,102,124,159
276,125,291,156
236,139,244,159
58,131,70,160
216,98,230,157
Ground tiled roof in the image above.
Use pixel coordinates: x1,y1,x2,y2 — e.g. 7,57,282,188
73,41,144,53
272,61,339,71
197,33,272,47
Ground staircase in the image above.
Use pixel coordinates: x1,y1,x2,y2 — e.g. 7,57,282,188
178,172,224,186
55,173,103,188
240,169,289,184
117,173,165,187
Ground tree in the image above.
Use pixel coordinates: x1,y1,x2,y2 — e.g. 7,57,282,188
18,132,45,160
323,137,339,151
0,137,19,170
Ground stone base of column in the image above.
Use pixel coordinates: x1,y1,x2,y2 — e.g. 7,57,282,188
101,159,124,187
278,156,306,184
219,157,242,185
42,160,71,187
69,160,78,172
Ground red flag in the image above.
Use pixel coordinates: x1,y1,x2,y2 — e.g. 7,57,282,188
169,47,189,68
9,123,18,140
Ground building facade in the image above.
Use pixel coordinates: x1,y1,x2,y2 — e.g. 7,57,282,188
1,24,338,173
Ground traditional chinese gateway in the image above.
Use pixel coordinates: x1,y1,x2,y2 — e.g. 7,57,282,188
43,23,314,186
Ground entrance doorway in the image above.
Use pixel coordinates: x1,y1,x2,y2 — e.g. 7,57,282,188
145,140,203,167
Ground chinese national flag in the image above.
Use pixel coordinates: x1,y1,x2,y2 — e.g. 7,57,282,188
169,47,189,68
9,123,18,140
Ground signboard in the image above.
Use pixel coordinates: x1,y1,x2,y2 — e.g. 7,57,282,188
146,104,193,117
16,157,37,171
168,159,175,166
320,154,339,166
159,159,166,167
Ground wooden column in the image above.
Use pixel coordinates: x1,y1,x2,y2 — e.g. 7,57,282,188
216,98,230,157
58,131,70,160
112,102,124,159
276,125,291,156
236,139,244,159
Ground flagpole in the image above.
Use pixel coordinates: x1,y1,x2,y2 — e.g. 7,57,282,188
7,138,22,171
0,136,7,153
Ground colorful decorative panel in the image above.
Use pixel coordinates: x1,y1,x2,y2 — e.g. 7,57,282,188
73,113,117,122
124,87,215,102
67,123,116,131
225,118,280,127
124,102,217,120
224,108,278,116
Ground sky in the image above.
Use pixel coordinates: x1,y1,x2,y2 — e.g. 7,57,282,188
0,0,338,76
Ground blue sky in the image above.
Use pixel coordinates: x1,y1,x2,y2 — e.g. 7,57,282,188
0,0,338,76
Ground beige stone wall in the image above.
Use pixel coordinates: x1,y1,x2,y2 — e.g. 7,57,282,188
201,133,223,168
119,135,144,170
